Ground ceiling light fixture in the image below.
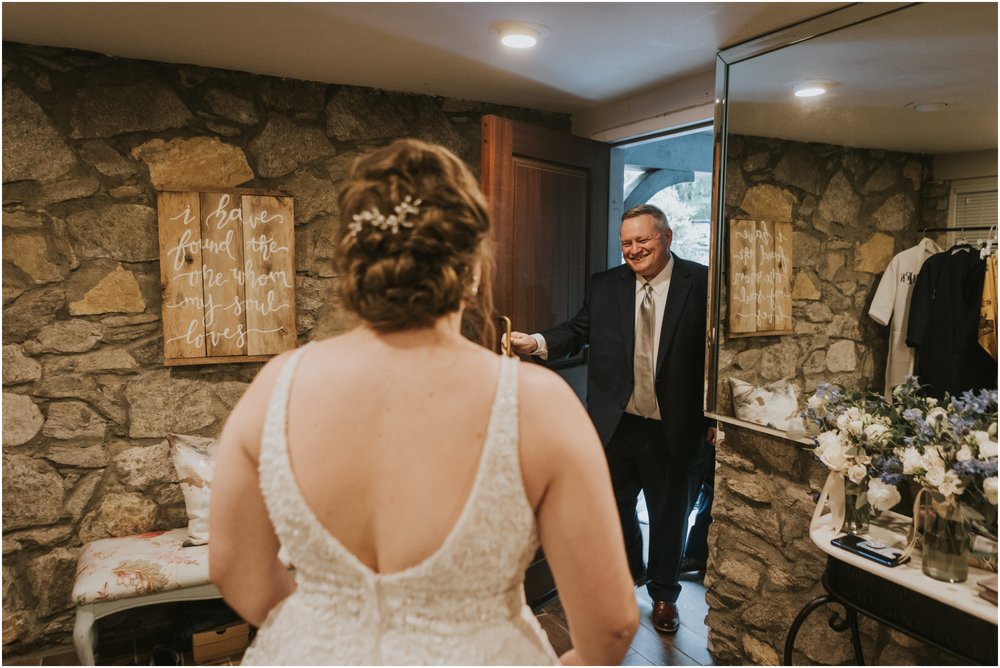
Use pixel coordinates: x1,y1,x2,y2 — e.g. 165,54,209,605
501,27,537,48
794,82,828,98
905,102,949,112
491,22,549,49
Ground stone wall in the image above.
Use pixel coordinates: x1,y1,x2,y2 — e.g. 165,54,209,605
716,134,933,413
1,41,568,656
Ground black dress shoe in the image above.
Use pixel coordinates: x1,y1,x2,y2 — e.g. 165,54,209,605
680,556,707,574
651,600,680,633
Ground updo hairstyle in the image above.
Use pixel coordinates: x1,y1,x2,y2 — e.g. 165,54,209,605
337,139,495,346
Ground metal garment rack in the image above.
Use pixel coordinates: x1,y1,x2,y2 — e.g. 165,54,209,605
920,224,996,233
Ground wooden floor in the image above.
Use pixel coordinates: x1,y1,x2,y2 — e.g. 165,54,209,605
535,577,714,666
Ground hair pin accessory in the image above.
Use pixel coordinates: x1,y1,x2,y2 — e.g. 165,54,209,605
348,196,423,238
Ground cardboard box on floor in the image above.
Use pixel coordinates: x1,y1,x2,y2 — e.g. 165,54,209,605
192,622,250,664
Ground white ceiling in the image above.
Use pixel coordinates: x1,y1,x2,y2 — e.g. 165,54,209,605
2,2,846,113
727,2,998,155
2,2,996,155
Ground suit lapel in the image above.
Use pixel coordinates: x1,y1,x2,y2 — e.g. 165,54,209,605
617,267,636,373
657,254,691,374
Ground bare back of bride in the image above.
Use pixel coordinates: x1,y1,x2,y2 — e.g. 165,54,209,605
210,139,637,665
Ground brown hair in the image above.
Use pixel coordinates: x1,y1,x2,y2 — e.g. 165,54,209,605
336,139,495,347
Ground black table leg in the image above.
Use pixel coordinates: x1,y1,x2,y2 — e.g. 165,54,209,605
784,593,865,665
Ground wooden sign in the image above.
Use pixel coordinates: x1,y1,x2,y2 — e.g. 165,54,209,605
157,189,296,366
728,219,793,336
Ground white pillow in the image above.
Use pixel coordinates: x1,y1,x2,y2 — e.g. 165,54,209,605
168,434,218,547
729,377,800,430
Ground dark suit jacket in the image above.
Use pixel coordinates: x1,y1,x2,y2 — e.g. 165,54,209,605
540,253,710,469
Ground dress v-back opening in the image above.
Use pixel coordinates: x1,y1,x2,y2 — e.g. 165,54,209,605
277,348,507,578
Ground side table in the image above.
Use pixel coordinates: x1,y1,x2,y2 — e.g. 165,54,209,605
784,512,998,665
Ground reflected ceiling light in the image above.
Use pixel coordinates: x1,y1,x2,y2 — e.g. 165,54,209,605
794,81,829,98
491,22,549,49
906,102,949,112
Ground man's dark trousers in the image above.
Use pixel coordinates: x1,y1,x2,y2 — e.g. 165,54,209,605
608,413,705,602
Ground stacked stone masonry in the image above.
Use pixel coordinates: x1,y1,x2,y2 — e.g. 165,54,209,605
1,41,568,656
716,133,954,415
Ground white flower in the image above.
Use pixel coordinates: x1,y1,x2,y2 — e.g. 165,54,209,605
847,464,868,484
900,447,924,474
865,423,891,445
989,422,998,438
856,453,872,466
922,446,945,469
836,413,850,431
926,397,939,408
956,445,974,462
815,431,848,472
807,394,823,409
938,471,963,498
984,477,998,505
973,431,998,458
924,464,946,488
847,419,865,436
868,478,902,511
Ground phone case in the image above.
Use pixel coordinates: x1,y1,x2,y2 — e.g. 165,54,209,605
831,534,910,567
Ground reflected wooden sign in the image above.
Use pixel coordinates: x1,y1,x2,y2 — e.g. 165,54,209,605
157,188,296,366
728,218,792,337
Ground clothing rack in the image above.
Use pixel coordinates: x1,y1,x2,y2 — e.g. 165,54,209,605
920,225,996,233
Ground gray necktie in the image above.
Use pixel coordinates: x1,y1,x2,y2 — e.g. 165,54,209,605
633,283,657,418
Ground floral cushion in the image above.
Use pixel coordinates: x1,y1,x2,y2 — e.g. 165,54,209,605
730,376,801,430
72,529,208,605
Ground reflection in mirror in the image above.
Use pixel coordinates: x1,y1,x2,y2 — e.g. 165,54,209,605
707,3,998,435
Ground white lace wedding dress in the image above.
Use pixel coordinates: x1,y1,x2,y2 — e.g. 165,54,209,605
241,348,560,665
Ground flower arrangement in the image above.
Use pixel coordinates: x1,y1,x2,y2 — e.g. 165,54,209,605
803,383,902,513
803,377,999,517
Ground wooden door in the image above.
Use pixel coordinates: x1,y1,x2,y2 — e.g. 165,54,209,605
481,115,610,345
480,115,610,608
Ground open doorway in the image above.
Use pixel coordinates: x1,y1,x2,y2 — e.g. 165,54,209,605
611,121,714,566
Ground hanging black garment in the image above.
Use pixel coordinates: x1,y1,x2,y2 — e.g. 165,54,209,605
906,245,998,399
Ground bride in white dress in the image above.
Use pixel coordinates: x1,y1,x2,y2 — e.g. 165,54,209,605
210,139,638,665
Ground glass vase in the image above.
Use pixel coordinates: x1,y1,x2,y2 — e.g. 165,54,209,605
843,479,871,535
921,491,971,583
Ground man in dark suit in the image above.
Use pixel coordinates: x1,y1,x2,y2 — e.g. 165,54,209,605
510,204,714,633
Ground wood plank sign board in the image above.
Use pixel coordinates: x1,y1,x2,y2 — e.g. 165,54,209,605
728,218,793,337
157,189,296,366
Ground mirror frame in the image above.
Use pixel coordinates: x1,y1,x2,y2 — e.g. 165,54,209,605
703,2,917,435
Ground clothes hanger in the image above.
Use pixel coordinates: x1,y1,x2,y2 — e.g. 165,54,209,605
981,225,997,260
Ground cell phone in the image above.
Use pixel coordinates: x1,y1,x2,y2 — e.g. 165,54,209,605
831,534,910,567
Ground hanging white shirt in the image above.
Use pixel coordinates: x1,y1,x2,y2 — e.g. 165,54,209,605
868,237,942,398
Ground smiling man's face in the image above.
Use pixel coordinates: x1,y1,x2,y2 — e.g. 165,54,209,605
620,214,672,280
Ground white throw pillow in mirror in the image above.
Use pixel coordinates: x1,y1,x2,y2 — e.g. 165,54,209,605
729,377,801,430
168,433,218,547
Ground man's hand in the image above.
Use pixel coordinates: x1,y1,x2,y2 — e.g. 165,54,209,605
506,331,539,356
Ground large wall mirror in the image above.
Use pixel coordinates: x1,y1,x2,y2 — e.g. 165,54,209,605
705,3,998,437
